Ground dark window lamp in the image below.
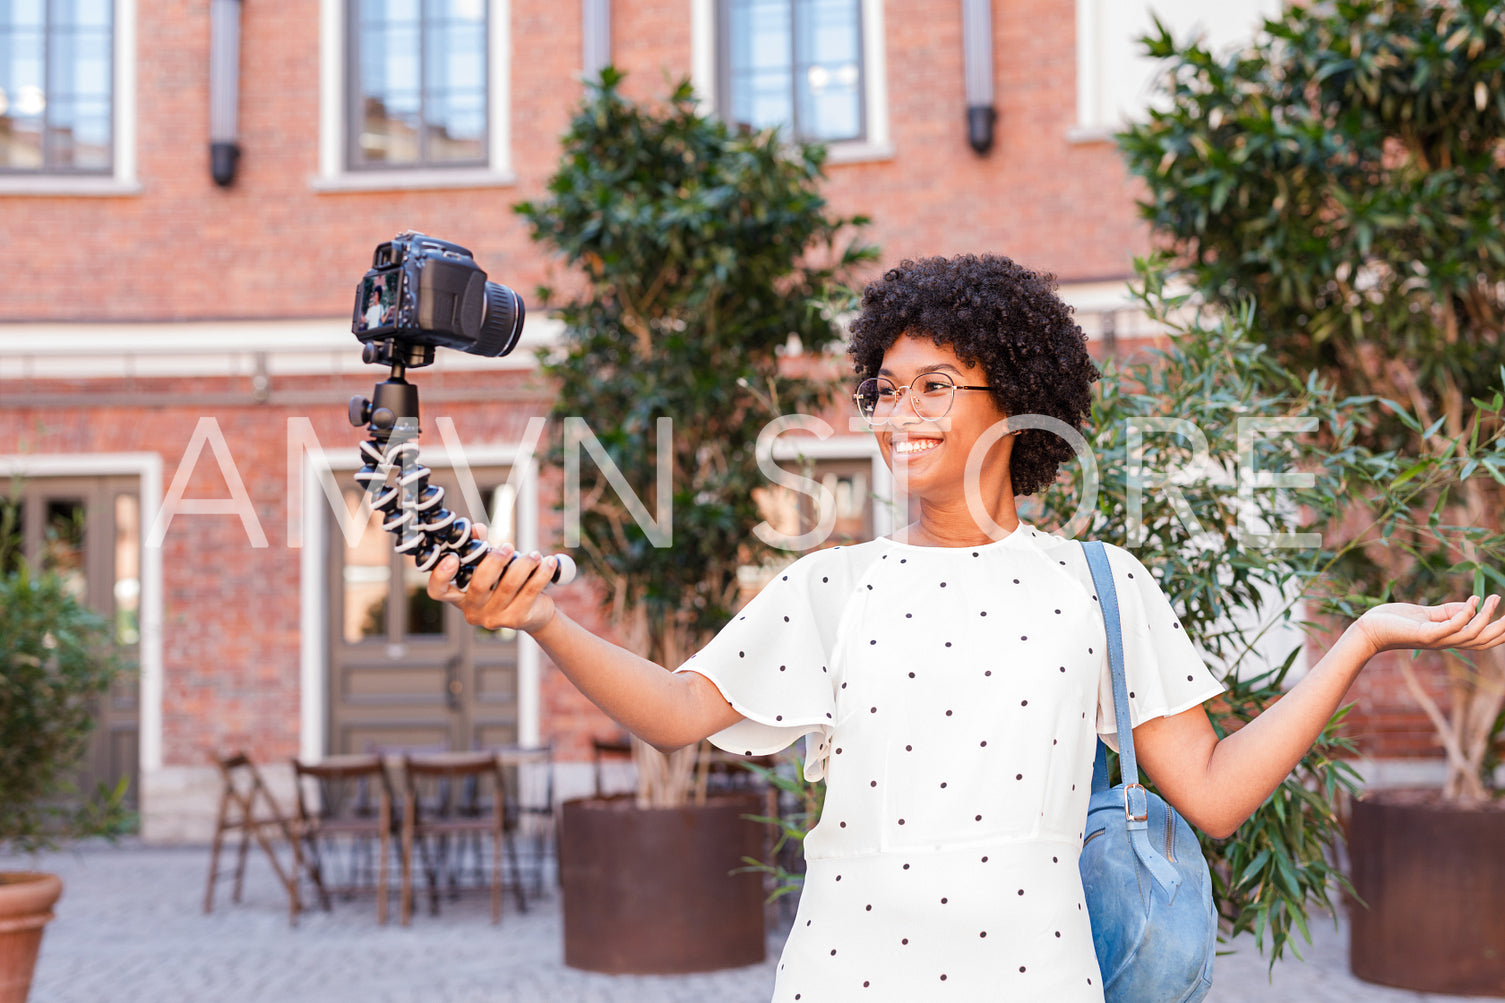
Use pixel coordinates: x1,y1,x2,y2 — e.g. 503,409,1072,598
718,0,864,145
962,0,995,154
210,0,243,186
0,0,114,174
348,0,489,170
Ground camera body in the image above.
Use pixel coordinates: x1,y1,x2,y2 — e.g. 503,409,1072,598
352,231,526,364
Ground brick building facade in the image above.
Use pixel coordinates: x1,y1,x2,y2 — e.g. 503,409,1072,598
1,0,1456,841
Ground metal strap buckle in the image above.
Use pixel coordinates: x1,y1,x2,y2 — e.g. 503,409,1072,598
1123,783,1150,823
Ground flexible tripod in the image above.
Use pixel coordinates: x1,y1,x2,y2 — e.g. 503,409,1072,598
348,343,574,590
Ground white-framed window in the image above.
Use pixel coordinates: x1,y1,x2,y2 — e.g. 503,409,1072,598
0,0,138,196
741,434,889,595
1072,0,1281,141
316,0,514,192
692,0,890,164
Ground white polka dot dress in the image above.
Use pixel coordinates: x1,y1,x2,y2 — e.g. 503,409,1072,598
676,525,1224,1002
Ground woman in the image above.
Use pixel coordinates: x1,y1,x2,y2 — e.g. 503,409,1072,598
428,254,1504,1001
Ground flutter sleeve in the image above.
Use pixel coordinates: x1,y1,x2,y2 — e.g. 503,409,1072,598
1095,544,1225,751
673,549,846,783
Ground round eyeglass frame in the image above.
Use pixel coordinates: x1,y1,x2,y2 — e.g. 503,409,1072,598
853,373,993,421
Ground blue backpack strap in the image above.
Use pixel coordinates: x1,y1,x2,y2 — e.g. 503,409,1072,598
1082,540,1183,899
1082,542,1138,788
1091,741,1111,795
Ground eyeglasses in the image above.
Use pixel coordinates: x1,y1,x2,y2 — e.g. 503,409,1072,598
853,372,992,421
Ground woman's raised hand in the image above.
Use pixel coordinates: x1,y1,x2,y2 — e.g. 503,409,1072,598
1355,594,1505,657
426,523,561,634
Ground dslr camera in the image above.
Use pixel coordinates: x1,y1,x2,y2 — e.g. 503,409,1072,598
352,231,526,366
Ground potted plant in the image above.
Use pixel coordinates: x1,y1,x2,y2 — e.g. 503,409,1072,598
513,69,874,973
1121,1,1505,991
0,530,132,1003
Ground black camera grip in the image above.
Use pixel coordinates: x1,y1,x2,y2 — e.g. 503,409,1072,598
352,428,575,593
486,549,578,588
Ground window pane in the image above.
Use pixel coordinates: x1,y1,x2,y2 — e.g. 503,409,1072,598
10,0,46,28
1,30,47,92
794,0,861,142
360,23,420,95
49,100,111,169
55,0,111,28
359,92,420,163
366,0,421,21
114,494,140,646
798,0,858,62
0,115,44,168
425,21,484,93
723,0,863,143
76,0,112,28
433,0,486,23
351,0,488,169
798,71,860,142
742,72,793,132
50,28,76,90
43,498,88,602
727,0,792,131
485,482,517,547
426,91,484,161
752,457,873,548
0,2,111,173
52,28,112,99
342,490,392,643
733,0,792,72
403,565,444,636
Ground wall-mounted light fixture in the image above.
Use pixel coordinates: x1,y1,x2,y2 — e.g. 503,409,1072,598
961,0,996,154
209,0,244,186
582,0,612,78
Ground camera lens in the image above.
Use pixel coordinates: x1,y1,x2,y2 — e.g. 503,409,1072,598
476,282,526,357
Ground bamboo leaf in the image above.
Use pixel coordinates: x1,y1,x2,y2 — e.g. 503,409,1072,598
1390,460,1430,488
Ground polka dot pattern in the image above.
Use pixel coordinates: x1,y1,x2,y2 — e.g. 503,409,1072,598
673,525,1223,1001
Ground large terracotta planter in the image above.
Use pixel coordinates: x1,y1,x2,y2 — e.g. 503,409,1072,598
0,872,64,1003
1348,790,1505,996
559,794,767,974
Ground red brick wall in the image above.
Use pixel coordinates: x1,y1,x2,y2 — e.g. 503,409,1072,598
8,0,1142,323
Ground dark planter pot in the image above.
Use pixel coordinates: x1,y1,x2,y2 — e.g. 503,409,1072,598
559,793,767,974
0,872,63,1003
1348,790,1505,996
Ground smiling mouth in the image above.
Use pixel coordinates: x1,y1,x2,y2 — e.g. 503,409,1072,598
893,437,941,455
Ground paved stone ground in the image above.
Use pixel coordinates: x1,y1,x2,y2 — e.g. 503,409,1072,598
15,840,1492,1002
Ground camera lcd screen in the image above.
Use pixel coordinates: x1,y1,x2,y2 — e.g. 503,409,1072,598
355,271,401,335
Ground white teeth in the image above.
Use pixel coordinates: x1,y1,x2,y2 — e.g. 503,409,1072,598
895,438,940,455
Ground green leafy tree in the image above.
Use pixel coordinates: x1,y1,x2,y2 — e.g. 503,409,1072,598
1033,257,1505,962
1119,0,1505,802
515,69,875,807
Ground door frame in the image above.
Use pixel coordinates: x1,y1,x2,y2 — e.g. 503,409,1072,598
300,440,542,762
0,452,165,773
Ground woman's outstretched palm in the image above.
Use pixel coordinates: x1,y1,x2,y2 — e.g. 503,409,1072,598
1357,595,1505,655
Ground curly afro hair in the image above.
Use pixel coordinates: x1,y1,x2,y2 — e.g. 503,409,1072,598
848,254,1100,497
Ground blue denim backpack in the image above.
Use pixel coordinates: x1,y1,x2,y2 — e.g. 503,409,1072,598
1079,541,1216,1003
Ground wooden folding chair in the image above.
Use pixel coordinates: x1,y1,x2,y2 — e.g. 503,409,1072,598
497,743,557,900
590,736,633,797
292,755,395,924
202,751,304,925
400,751,526,925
